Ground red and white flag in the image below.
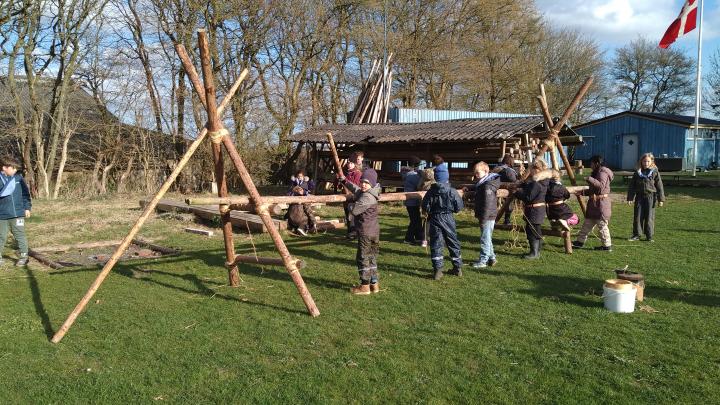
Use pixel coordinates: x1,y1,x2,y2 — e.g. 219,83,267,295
659,0,698,48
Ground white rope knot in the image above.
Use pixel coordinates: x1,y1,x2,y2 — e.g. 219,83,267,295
208,128,229,144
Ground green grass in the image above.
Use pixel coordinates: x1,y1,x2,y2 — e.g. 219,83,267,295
1,188,719,403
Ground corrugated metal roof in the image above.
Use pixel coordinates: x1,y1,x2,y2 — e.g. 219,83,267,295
576,111,720,129
289,116,545,144
388,107,531,123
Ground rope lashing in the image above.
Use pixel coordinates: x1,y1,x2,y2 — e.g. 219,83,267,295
208,128,229,144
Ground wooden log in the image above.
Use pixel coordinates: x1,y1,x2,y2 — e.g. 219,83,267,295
184,227,214,237
33,240,124,253
131,238,179,255
50,52,250,344
28,249,64,269
563,230,573,254
326,132,344,178
233,255,305,270
553,77,594,132
198,30,240,287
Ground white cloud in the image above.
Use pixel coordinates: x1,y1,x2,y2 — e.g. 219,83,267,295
535,0,719,47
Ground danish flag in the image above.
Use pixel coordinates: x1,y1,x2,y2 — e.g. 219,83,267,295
659,0,698,48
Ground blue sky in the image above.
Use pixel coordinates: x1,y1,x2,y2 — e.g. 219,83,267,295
535,0,720,74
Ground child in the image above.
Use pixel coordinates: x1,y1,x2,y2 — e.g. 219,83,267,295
626,153,665,242
285,183,317,236
417,167,436,247
514,159,551,259
421,161,464,280
469,161,500,268
546,170,578,232
493,154,518,225
402,156,423,245
573,155,614,251
340,168,381,295
342,153,363,240
0,157,32,267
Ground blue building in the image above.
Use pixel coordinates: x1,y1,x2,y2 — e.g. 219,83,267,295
573,111,720,170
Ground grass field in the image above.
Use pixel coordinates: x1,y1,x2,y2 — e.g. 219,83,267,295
1,184,719,403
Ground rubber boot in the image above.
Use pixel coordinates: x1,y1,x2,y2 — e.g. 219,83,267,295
523,239,540,260
447,266,463,276
370,282,380,293
433,268,444,280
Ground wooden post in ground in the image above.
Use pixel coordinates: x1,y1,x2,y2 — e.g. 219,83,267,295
50,71,249,344
181,30,320,317
198,30,239,287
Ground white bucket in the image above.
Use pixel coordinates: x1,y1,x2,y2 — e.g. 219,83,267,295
603,279,637,313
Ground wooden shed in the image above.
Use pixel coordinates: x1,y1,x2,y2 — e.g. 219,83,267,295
288,116,582,188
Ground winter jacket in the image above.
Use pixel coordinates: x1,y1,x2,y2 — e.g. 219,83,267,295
285,203,314,230
586,166,614,220
287,178,311,196
626,168,665,206
545,181,573,220
345,168,362,186
0,173,31,220
344,181,381,237
494,164,518,183
472,173,500,221
514,169,551,224
421,182,464,216
402,169,421,207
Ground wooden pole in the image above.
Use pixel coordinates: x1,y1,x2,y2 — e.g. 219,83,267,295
198,30,240,287
233,255,305,270
50,71,249,343
326,132,344,178
186,187,594,207
220,135,320,317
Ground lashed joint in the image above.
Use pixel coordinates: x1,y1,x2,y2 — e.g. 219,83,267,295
208,128,229,144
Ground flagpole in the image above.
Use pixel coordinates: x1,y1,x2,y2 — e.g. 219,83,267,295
692,0,704,177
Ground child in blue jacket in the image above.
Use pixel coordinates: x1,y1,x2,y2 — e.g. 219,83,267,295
0,157,32,266
421,161,464,280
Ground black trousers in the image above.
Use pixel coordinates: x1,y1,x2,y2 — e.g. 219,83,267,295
524,222,543,242
404,206,424,242
343,202,356,236
633,194,656,239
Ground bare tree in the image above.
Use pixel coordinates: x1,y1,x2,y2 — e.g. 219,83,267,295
612,37,694,114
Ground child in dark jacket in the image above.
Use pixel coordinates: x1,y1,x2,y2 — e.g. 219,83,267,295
493,154,518,225
340,168,382,295
468,161,500,268
546,170,578,232
285,170,316,236
627,153,665,242
401,156,423,245
421,162,464,280
514,159,551,259
0,157,32,267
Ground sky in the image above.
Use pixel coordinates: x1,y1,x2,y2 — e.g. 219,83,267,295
535,0,720,78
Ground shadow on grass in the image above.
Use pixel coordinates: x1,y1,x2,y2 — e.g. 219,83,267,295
114,265,309,316
483,268,599,308
676,228,720,234
26,268,55,339
483,268,720,308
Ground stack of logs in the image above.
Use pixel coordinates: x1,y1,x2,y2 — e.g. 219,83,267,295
350,54,393,124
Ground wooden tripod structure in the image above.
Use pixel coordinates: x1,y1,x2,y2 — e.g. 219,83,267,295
50,30,319,344
494,78,595,252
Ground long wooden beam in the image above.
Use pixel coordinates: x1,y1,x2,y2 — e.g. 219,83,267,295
50,63,249,344
186,186,589,207
233,255,305,270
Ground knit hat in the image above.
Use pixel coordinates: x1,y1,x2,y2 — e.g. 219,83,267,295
434,162,449,184
360,168,378,187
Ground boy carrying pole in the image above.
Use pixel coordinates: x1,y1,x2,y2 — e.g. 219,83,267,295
339,168,382,295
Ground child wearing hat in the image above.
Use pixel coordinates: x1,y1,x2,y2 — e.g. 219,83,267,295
339,168,382,295
421,160,464,280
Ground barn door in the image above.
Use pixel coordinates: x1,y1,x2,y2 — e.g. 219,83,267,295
622,134,639,170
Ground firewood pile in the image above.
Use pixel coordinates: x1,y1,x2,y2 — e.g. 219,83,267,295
350,54,393,124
